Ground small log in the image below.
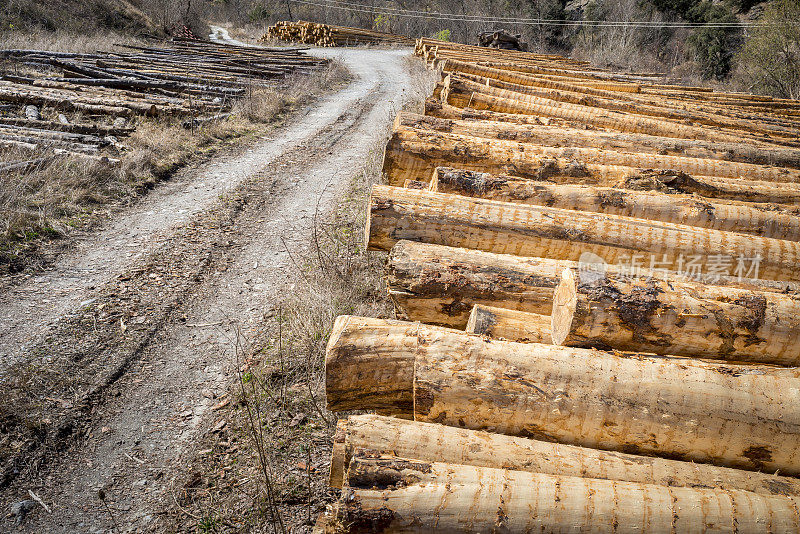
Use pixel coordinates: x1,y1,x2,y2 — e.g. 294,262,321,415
326,316,800,474
335,452,800,533
466,304,551,343
551,268,800,366
331,414,800,496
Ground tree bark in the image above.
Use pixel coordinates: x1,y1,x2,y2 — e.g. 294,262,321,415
466,304,552,343
386,240,800,328
327,316,800,474
367,185,800,282
430,167,800,241
330,414,800,497
334,452,800,533
552,267,800,366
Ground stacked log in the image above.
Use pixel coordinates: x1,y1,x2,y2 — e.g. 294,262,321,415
317,35,800,533
264,21,415,47
331,415,800,495
385,240,799,328
326,316,800,474
366,185,800,282
0,40,328,170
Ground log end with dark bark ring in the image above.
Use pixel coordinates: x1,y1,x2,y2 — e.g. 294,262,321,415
551,268,577,346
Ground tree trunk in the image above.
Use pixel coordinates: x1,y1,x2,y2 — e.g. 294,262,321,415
430,167,800,241
330,414,800,496
414,106,800,169
366,185,800,282
386,240,570,327
552,268,800,366
326,316,800,474
441,62,800,140
466,304,552,343
386,240,800,328
334,453,800,533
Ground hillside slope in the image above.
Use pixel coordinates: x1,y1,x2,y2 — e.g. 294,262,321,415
0,0,156,34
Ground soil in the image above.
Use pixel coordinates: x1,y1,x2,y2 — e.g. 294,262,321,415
0,42,414,532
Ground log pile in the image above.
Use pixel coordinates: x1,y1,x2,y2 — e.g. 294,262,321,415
0,39,327,172
315,38,800,532
263,21,415,47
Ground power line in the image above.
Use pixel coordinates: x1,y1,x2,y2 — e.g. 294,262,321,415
290,0,769,28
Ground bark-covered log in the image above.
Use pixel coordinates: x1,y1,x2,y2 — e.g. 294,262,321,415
386,240,570,327
366,186,800,282
431,167,800,241
551,268,800,365
326,316,800,473
466,304,552,343
386,241,800,328
334,452,800,533
331,414,800,496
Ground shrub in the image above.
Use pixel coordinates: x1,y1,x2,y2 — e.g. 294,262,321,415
433,28,451,41
735,0,800,98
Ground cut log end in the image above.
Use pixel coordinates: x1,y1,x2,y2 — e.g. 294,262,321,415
329,419,348,489
551,267,577,346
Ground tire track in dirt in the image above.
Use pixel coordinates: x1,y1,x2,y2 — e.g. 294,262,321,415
1,47,414,532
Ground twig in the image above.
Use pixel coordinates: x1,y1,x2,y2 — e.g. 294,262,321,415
124,452,146,465
27,490,51,513
98,489,121,533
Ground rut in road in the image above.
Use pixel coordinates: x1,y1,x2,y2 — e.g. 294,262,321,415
0,48,416,532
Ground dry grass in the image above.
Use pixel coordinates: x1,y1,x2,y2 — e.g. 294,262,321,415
0,61,350,274
0,28,148,53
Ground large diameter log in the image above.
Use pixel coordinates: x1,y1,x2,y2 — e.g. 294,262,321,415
431,167,800,241
386,240,571,327
389,125,800,184
366,185,800,282
551,268,800,365
330,414,800,496
336,453,800,533
386,241,800,328
466,304,552,343
415,106,800,169
327,316,800,474
324,316,416,413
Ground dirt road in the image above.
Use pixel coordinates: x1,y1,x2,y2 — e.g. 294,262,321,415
1,46,415,532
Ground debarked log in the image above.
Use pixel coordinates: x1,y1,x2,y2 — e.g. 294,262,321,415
325,316,800,474
333,452,800,533
466,304,552,343
330,414,800,496
430,167,800,241
366,186,800,282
